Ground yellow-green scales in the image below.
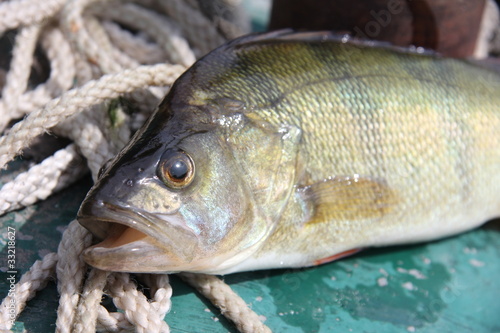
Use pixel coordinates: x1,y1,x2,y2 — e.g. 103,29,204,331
78,31,500,274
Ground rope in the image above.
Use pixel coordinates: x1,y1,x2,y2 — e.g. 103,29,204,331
0,0,65,35
107,273,170,333
0,1,267,332
158,0,226,56
102,21,166,64
56,220,93,333
73,269,110,333
0,144,86,215
93,2,196,67
180,273,272,333
0,24,42,131
0,253,58,331
0,63,185,169
14,26,76,116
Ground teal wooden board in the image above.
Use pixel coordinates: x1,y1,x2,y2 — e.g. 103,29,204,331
1,161,499,332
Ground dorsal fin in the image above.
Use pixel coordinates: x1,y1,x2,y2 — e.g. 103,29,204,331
225,30,440,57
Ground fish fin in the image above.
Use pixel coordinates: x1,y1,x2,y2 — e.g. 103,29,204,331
313,248,363,266
467,57,500,75
229,30,343,47
228,29,294,44
228,30,440,57
301,176,397,225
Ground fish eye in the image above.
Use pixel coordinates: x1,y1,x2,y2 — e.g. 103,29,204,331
157,149,195,189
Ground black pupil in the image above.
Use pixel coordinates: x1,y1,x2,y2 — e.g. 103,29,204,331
169,160,188,180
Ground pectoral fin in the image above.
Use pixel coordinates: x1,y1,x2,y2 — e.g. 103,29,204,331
302,175,397,224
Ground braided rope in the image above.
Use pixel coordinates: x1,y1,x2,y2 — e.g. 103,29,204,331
0,24,42,131
94,2,196,67
73,269,110,333
0,253,57,331
15,26,76,116
108,273,170,333
0,0,65,35
102,21,166,64
55,110,119,180
0,63,185,169
60,0,123,74
180,273,272,333
158,0,225,56
0,144,86,215
55,220,93,333
0,1,268,332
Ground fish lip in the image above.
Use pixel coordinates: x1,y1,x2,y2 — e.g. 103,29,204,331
77,200,154,240
77,199,266,274
77,200,266,274
77,200,190,272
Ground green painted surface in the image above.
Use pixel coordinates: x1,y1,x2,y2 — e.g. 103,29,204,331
2,3,499,331
1,160,499,332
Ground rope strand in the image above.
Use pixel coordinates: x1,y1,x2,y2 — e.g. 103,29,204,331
180,273,272,333
0,1,268,332
0,24,42,131
0,253,58,331
0,144,86,216
0,63,185,169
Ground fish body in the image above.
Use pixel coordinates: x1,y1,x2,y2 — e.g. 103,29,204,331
78,31,500,274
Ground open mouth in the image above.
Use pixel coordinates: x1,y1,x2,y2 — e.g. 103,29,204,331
76,200,170,271
76,200,201,272
93,222,148,248
77,199,159,245
78,216,171,272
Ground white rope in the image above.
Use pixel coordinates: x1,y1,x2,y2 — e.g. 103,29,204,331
102,21,166,64
60,0,122,74
158,0,226,56
0,24,42,132
0,144,86,215
85,14,140,70
180,273,272,333
0,0,65,35
93,2,196,67
107,273,170,333
55,220,93,333
0,253,57,331
55,110,120,181
0,63,186,169
73,269,110,333
14,26,76,116
0,1,268,332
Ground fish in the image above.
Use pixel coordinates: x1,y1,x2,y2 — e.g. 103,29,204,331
77,30,500,274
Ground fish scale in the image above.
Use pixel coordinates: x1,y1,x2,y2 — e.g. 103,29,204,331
77,31,500,274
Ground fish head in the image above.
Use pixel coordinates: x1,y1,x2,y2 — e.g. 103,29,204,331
78,93,300,274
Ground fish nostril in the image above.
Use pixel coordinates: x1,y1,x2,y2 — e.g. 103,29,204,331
125,179,134,187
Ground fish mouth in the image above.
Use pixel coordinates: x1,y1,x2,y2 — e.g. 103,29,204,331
77,201,197,273
78,200,157,245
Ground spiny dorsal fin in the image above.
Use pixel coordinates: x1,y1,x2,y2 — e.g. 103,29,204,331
227,30,439,57
302,175,398,224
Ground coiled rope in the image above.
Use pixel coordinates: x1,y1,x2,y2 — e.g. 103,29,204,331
0,0,270,332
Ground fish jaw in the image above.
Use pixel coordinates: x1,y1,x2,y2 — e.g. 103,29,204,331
78,199,267,273
82,231,266,273
80,222,264,274
78,200,197,272
82,230,182,273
